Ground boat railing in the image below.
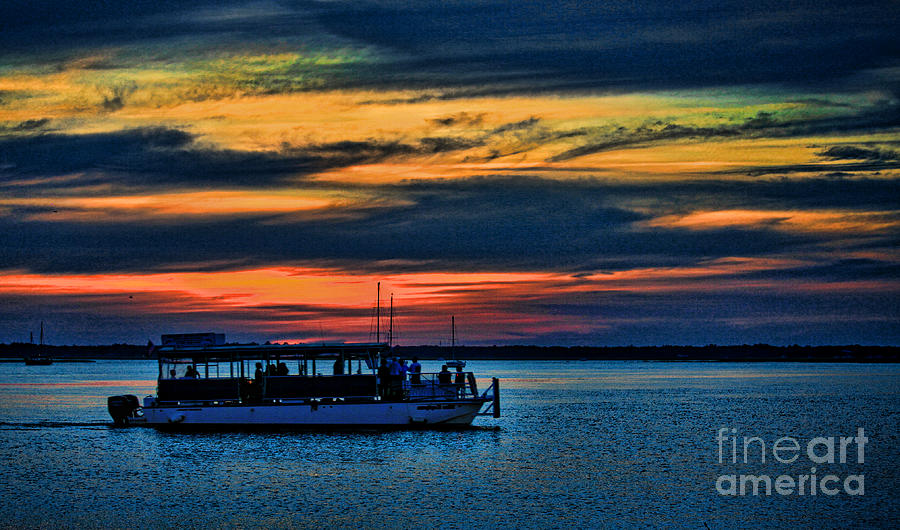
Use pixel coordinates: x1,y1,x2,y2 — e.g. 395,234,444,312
153,371,485,404
265,374,376,399
157,377,242,403
397,371,481,401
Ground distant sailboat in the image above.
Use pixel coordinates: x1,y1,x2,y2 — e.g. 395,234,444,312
24,321,53,365
446,316,466,369
373,283,396,347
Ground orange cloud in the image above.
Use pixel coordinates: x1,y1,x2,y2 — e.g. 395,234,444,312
2,190,343,222
643,209,900,233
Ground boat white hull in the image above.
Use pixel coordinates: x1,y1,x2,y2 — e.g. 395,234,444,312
144,400,485,429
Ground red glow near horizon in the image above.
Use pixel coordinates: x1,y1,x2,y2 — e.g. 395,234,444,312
2,260,896,345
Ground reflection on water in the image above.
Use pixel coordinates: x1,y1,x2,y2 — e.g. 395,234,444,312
0,360,897,527
0,380,155,387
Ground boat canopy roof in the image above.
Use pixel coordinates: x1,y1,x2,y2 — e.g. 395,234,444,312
158,342,390,364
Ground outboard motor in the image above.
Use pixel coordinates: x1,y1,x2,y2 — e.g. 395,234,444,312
108,394,143,426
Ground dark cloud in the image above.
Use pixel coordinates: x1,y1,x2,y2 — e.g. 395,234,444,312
418,136,484,153
491,117,541,135
304,136,484,157
2,1,898,95
428,112,485,127
14,112,898,203
725,161,900,177
0,127,242,190
3,123,896,277
0,1,321,54
549,104,900,162
530,288,900,346
745,258,900,283
548,121,741,162
817,145,900,161
606,177,900,212
9,119,51,131
0,176,635,273
97,80,138,112
9,174,892,276
0,128,488,192
300,139,416,159
314,0,900,91
0,2,370,102
3,171,897,345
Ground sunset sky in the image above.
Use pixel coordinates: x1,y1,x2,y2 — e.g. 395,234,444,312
1,0,898,346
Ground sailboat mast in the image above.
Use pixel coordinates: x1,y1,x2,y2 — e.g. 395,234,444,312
40,321,43,346
389,293,394,346
376,282,380,343
451,316,455,357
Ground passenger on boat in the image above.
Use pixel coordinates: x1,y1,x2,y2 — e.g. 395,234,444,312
388,358,403,398
377,357,390,399
409,357,422,385
438,365,453,397
455,365,465,396
169,369,177,379
333,357,344,375
182,365,199,379
254,362,264,383
252,362,265,401
266,363,277,376
277,362,289,376
399,359,408,380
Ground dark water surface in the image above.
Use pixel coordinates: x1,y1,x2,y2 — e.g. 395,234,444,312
0,360,897,528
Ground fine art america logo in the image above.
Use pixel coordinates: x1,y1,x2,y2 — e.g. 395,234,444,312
715,428,867,496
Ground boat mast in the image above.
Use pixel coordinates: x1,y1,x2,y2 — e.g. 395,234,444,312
451,316,455,359
389,293,394,346
376,282,380,343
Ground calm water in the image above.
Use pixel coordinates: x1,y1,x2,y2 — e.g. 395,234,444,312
0,360,897,528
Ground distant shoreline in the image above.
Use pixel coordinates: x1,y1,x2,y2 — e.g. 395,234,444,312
0,359,95,363
1,343,897,363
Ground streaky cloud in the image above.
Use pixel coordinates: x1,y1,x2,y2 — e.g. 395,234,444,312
0,128,490,193
548,103,900,162
1,0,898,100
10,174,885,275
315,0,900,92
817,145,900,161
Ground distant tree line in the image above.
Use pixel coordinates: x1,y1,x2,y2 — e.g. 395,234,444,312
395,344,899,362
1,342,149,359
2,342,897,362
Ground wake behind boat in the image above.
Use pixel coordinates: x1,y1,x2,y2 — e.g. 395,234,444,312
108,333,500,429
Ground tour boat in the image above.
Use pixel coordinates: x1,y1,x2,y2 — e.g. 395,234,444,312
108,333,500,429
